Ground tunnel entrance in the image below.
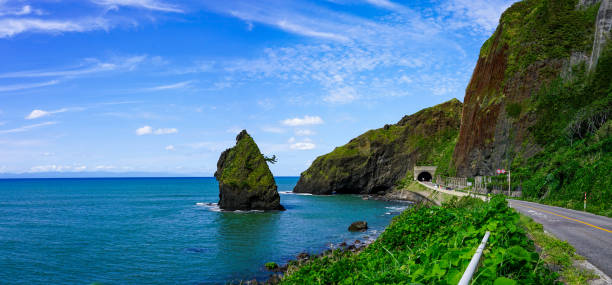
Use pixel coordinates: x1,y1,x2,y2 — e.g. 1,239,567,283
417,171,432,182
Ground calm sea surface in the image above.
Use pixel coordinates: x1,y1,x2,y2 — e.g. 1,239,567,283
0,177,410,284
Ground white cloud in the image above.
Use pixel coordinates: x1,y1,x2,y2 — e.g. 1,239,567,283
136,125,178,135
295,129,315,136
0,17,110,38
136,126,153,135
282,115,323,126
0,80,59,92
0,5,44,16
290,141,316,150
145,80,193,91
364,0,405,12
276,20,349,42
25,107,80,119
0,121,57,135
165,145,175,151
93,0,183,13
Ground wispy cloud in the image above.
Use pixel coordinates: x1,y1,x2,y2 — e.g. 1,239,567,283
145,80,193,91
0,17,110,38
0,80,59,92
0,121,57,135
438,0,517,33
135,125,178,135
165,145,175,151
0,56,147,79
25,107,85,120
93,0,184,13
282,116,324,126
0,4,44,16
289,137,316,150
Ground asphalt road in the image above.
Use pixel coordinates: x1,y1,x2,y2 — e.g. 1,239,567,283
508,200,612,277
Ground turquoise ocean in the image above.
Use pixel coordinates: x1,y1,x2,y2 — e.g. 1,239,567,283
0,177,410,284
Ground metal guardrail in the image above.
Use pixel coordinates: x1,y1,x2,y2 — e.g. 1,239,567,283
458,231,491,285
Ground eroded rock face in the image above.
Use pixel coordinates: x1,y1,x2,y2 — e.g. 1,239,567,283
293,99,462,195
214,130,284,211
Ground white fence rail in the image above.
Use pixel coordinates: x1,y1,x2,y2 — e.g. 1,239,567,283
458,231,491,285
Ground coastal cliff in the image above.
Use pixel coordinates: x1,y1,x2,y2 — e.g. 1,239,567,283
293,99,462,195
452,0,608,177
292,0,611,215
215,130,284,211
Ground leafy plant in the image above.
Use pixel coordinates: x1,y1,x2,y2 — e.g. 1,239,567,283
281,196,558,284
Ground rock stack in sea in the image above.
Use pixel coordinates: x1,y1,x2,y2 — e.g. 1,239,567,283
214,130,285,211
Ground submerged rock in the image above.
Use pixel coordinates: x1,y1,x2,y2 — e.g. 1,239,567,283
214,130,285,211
348,221,368,232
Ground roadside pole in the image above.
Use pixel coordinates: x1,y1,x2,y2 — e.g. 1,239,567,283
584,192,587,211
507,170,511,197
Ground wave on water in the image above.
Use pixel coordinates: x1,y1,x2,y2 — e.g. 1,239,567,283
279,191,312,196
384,206,409,215
195,202,265,213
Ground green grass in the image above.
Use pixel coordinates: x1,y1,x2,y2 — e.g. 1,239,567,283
517,214,598,284
280,196,558,284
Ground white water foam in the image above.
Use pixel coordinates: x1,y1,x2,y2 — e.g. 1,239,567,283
195,202,268,213
279,191,312,196
195,202,222,212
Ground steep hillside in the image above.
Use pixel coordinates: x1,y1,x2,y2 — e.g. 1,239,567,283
293,99,462,195
453,0,611,216
453,0,604,176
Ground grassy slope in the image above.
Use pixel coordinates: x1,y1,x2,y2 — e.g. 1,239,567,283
281,196,558,285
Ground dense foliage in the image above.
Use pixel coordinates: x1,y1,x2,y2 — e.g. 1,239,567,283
216,131,276,190
281,196,557,284
512,42,612,217
481,0,599,78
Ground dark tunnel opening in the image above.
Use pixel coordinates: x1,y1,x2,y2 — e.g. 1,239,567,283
417,172,432,182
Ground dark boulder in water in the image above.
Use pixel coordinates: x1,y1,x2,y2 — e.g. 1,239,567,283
214,130,284,211
348,221,368,232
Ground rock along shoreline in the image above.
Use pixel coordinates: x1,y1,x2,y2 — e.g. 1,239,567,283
231,190,417,285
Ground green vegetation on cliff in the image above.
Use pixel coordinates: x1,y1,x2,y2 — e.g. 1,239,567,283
512,43,612,217
215,130,283,210
281,196,558,284
294,99,462,195
215,131,276,190
481,0,599,77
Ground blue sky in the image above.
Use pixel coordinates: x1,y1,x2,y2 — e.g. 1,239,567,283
0,0,516,176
